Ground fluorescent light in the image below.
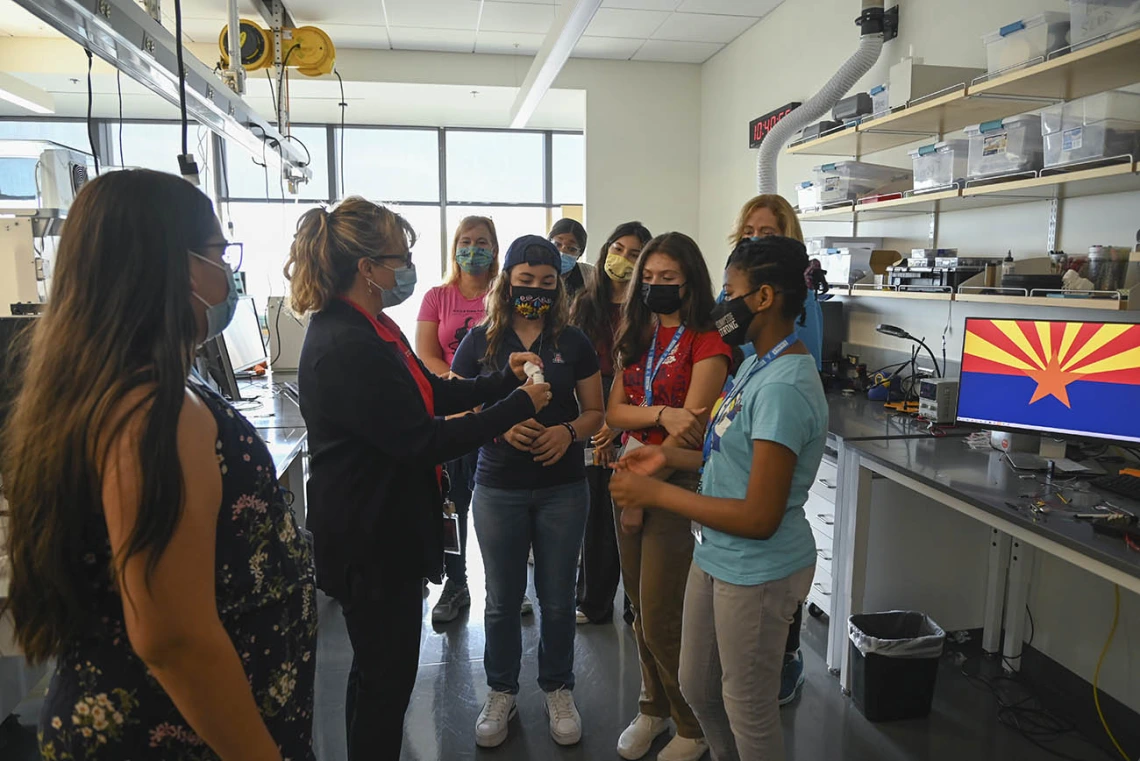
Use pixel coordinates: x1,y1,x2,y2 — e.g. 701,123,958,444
0,72,55,115
509,0,601,129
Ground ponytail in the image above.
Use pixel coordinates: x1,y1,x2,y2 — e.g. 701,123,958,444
283,196,417,314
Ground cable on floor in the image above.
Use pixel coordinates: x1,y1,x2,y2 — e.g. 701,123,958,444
1093,585,1129,761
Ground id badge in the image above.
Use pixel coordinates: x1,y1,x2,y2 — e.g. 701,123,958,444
442,499,461,555
691,521,704,545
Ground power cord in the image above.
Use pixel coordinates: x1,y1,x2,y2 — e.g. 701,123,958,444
116,68,124,166
1093,586,1129,761
334,68,347,199
172,0,200,184
84,49,100,175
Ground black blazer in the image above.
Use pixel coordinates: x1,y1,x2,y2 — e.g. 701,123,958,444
298,298,534,597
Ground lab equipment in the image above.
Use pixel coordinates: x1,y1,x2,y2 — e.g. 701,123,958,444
964,115,1044,179
1092,472,1140,501
832,93,873,123
887,59,986,111
918,378,959,424
1042,90,1140,168
1085,245,1131,291
524,361,544,384
981,13,1071,76
957,318,1140,445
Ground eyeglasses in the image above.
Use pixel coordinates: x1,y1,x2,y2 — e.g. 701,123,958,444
551,240,581,256
375,251,414,269
222,242,244,271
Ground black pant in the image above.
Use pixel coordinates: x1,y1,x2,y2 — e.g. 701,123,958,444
443,453,476,586
786,602,804,652
575,462,622,622
341,569,423,761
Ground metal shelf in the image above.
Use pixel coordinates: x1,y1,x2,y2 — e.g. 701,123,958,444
787,29,1140,159
953,292,1134,311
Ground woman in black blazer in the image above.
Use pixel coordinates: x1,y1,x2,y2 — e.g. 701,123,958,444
284,197,551,761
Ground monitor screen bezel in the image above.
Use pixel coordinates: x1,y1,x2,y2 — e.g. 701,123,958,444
955,316,1140,446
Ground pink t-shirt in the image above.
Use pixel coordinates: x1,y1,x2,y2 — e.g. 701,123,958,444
417,284,488,366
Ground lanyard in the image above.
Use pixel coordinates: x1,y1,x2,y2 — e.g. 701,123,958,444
643,323,686,407
701,333,798,465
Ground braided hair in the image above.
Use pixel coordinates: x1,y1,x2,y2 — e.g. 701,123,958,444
726,236,828,326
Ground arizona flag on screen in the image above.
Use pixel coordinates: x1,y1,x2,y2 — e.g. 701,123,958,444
958,319,1140,444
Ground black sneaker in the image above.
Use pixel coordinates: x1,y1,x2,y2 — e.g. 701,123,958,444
431,580,471,624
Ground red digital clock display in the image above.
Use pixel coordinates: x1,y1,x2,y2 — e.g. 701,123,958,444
749,102,801,149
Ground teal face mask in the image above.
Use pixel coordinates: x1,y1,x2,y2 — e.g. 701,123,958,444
190,252,238,340
456,246,494,275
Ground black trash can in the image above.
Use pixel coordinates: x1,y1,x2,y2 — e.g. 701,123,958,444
848,610,945,722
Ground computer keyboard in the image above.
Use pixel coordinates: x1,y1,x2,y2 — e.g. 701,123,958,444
1092,473,1140,501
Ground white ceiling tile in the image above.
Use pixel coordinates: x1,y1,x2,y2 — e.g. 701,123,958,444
474,30,546,55
384,0,481,31
479,1,557,34
632,38,722,62
572,35,643,59
388,27,476,53
284,0,384,24
653,11,757,43
314,23,392,50
586,8,671,38
675,0,783,16
601,0,682,10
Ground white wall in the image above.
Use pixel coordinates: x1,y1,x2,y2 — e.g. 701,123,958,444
698,0,1140,711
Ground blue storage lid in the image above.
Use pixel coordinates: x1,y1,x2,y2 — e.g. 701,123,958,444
979,119,1005,133
799,181,813,188
917,143,938,156
999,19,1026,37
821,162,837,171
870,84,887,95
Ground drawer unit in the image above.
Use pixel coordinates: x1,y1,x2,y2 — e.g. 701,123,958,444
810,459,839,504
808,566,833,611
811,524,833,580
805,490,836,541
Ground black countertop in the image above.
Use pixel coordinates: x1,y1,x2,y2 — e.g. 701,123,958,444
825,392,945,442
849,436,1140,582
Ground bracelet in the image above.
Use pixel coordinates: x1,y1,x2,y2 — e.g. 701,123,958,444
562,422,577,443
654,406,666,427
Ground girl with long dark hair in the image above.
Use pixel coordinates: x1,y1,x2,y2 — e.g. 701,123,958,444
611,235,828,761
1,169,317,760
286,198,551,760
451,236,604,750
606,232,730,761
569,221,652,626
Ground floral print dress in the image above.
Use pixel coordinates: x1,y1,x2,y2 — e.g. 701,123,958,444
39,383,318,761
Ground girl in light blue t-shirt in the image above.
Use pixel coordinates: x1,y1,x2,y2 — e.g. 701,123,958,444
610,235,828,761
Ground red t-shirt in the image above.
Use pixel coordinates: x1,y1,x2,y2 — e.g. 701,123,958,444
622,325,731,445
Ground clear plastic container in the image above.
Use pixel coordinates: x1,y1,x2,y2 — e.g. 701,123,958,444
870,84,889,116
1042,90,1140,167
982,12,1071,75
1068,0,1140,48
908,140,969,190
964,115,1044,179
812,161,914,205
797,181,821,211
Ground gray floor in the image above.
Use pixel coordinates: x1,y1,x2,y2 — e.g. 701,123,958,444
3,534,1112,761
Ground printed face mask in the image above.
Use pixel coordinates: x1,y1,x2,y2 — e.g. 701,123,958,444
456,246,494,275
510,285,555,320
710,289,759,346
604,252,634,283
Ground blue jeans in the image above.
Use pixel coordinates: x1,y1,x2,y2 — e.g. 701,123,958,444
472,480,589,694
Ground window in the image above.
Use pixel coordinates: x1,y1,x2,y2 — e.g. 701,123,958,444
445,206,550,263
0,120,90,153
445,130,545,204
342,128,439,203
552,133,585,205
383,204,444,339
224,126,329,201
224,201,321,306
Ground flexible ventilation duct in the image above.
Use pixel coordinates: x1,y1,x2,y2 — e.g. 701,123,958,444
757,0,886,195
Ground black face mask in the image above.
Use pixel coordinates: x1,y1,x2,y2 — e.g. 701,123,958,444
510,285,555,320
641,283,685,315
710,289,759,346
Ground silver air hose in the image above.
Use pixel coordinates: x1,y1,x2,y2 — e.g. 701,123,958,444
757,0,886,195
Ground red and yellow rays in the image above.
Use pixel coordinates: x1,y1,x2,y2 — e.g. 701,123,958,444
962,320,1140,408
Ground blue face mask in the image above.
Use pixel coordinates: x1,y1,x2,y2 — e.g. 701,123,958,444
368,262,418,309
559,252,578,275
190,252,238,341
456,246,494,275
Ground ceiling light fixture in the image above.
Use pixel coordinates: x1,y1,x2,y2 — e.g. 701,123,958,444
0,71,55,115
509,0,602,129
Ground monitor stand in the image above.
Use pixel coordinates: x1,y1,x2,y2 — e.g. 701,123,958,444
1003,435,1091,474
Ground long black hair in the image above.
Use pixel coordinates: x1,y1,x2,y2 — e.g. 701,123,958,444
615,232,717,368
725,235,827,324
570,221,652,346
1,170,217,662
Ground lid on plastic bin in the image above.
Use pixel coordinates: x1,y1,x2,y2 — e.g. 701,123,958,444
966,113,1041,135
799,181,814,188
909,143,939,157
870,84,887,95
982,12,1070,42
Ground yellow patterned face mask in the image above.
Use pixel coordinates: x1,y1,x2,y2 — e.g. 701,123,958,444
604,252,635,283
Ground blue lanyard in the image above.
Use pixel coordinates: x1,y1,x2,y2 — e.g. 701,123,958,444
643,323,686,407
701,333,798,465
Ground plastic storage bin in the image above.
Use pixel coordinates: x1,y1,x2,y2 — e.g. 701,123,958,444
870,84,889,116
982,12,1071,75
908,140,969,190
1042,90,1140,167
965,115,1044,179
812,161,914,205
797,181,821,211
849,611,946,722
1069,0,1140,47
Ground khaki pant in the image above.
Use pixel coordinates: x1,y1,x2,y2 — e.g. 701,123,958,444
679,562,815,761
615,470,702,739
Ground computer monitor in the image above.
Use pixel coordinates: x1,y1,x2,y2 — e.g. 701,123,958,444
220,296,268,375
957,318,1140,444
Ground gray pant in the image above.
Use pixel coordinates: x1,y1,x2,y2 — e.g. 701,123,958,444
679,562,815,761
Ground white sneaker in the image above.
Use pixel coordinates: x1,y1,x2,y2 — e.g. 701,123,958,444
544,687,582,746
521,594,534,616
475,691,517,748
657,734,709,761
575,609,590,625
617,713,669,759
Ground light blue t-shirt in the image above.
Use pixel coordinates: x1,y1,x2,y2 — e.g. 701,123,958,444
694,352,828,586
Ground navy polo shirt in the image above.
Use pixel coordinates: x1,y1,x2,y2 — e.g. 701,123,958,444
452,324,599,490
